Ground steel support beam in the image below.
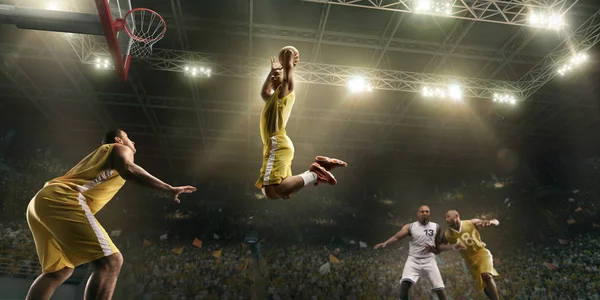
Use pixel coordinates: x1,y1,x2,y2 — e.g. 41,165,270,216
291,3,331,137
477,28,540,80
37,32,115,130
170,0,208,151
518,9,600,100
127,73,175,167
0,42,521,97
0,85,569,136
161,17,546,64
299,0,576,28
141,49,520,98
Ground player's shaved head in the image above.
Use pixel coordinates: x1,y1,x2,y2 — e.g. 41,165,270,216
445,210,461,229
418,205,430,212
447,210,459,218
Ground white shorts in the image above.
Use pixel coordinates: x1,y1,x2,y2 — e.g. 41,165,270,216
401,256,445,291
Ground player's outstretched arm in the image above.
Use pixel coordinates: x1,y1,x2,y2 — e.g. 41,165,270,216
111,144,196,203
260,57,281,101
281,49,295,92
470,218,499,227
373,223,410,249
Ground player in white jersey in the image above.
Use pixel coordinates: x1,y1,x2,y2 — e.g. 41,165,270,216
375,205,459,300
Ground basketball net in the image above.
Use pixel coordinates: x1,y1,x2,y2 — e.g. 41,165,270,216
123,8,166,59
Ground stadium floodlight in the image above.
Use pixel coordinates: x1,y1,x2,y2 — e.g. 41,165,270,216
414,0,452,15
448,84,462,101
557,52,588,76
184,65,212,77
46,2,60,11
348,77,373,93
421,84,463,101
493,93,517,105
528,12,565,29
95,57,112,69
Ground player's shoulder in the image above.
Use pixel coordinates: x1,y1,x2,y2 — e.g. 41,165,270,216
463,219,475,227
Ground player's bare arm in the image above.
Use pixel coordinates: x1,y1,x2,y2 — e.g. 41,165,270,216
111,144,196,203
373,223,410,249
279,49,296,97
470,218,500,227
260,57,282,101
426,233,464,253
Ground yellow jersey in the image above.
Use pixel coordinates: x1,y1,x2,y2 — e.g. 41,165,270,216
444,220,487,260
259,88,296,145
47,144,125,214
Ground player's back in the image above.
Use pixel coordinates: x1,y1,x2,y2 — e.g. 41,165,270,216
444,220,487,260
408,221,439,259
45,144,125,214
260,88,296,144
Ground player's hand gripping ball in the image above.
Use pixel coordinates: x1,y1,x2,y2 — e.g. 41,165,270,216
279,46,299,66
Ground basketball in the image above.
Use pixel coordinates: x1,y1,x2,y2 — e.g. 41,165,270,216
279,46,299,65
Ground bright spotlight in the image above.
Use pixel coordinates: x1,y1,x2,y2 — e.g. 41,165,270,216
421,84,462,101
184,65,212,77
414,0,452,15
348,77,373,93
448,84,462,101
415,0,432,12
529,11,564,29
46,2,60,11
557,52,588,76
95,57,113,70
493,93,517,105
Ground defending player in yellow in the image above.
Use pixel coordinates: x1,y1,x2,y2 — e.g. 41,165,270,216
427,210,501,300
25,129,196,300
256,46,347,199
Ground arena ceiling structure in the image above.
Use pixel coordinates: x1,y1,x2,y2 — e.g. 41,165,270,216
1,0,600,184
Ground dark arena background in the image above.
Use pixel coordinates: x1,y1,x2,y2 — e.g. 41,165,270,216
1,0,600,299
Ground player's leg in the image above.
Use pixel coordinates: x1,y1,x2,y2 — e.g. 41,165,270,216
399,257,420,300
26,267,74,300
424,258,448,300
265,162,335,199
399,281,412,300
481,273,499,300
84,253,124,300
32,186,123,300
476,250,500,300
26,200,75,300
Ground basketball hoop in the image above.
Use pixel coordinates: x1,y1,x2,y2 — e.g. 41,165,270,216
118,8,166,58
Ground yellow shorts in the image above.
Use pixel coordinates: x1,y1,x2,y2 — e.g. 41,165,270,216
255,135,294,189
27,183,119,273
465,249,499,291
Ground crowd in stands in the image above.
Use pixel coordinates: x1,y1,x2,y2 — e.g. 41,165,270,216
0,142,599,299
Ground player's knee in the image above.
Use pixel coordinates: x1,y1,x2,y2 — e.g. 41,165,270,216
400,281,412,289
481,273,493,282
46,267,74,281
93,252,123,272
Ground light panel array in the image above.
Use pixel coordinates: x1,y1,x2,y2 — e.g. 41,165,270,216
184,66,212,77
95,58,112,69
414,0,452,15
421,84,463,101
493,93,517,105
557,53,588,76
528,12,565,29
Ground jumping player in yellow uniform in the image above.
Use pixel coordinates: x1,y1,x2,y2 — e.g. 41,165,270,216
427,210,501,300
25,129,196,300
256,46,347,199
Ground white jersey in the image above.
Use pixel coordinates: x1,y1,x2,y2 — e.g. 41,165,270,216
408,221,440,259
